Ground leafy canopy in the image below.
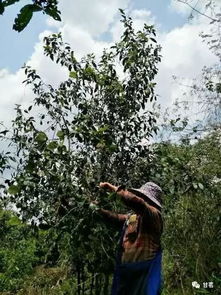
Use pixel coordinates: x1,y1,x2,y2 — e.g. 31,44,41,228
0,10,161,278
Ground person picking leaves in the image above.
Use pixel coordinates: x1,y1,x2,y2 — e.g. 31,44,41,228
94,181,163,295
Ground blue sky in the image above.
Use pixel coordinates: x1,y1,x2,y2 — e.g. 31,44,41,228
0,1,46,71
0,0,188,72
133,0,187,28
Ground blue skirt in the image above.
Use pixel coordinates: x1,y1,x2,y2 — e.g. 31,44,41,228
111,250,163,295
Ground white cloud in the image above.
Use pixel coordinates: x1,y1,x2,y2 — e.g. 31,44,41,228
156,20,218,110
157,0,220,119
57,0,130,37
131,9,156,29
60,24,109,60
0,68,33,127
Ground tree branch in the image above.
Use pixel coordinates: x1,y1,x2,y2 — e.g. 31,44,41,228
177,0,219,22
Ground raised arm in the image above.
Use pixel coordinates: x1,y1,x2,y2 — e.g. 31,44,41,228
99,182,149,215
99,182,163,233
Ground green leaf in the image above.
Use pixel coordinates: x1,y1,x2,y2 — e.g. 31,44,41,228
35,132,48,142
216,82,221,93
69,71,78,79
6,215,21,226
45,7,61,21
169,186,175,194
0,3,5,15
30,4,42,13
150,37,157,43
13,5,34,32
198,183,204,190
0,130,9,135
47,141,58,151
193,182,198,189
56,130,64,139
3,0,20,8
109,144,118,152
8,185,20,195
97,126,109,134
26,161,35,172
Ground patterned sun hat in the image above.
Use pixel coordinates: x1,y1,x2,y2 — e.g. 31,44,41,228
128,182,163,208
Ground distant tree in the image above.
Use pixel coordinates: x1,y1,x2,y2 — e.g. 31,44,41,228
176,0,220,22
166,1,221,139
149,130,221,294
0,0,61,32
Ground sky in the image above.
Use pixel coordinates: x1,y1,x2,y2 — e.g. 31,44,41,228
0,0,188,71
0,0,219,128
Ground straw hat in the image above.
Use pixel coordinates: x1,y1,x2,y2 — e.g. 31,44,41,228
128,182,163,208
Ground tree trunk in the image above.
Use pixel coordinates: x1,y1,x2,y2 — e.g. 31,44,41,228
95,274,100,295
77,263,81,295
90,272,95,295
82,265,85,295
103,274,110,295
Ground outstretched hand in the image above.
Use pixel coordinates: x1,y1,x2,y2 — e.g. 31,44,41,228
99,182,110,189
91,200,99,205
99,182,118,193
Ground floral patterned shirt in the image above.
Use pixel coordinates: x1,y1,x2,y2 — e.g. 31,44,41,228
100,189,163,263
